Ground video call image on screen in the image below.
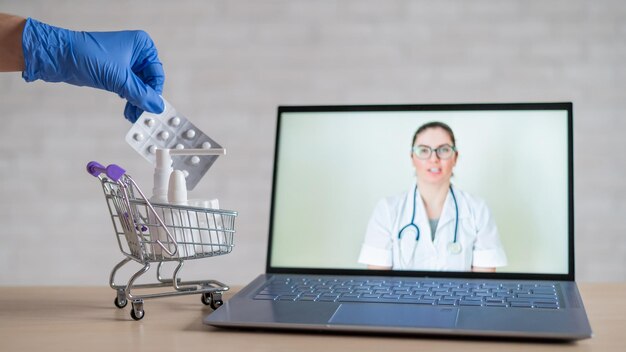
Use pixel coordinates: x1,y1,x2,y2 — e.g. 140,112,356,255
270,108,570,275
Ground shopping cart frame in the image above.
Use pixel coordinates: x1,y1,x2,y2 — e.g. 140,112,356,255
87,161,237,320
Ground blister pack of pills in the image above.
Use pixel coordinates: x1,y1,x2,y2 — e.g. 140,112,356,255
125,99,222,191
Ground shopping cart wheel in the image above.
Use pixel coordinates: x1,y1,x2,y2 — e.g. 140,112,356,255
114,296,128,309
209,292,223,310
210,299,223,310
130,302,145,321
201,292,212,306
130,309,144,321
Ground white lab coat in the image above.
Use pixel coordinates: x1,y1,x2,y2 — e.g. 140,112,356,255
357,184,507,271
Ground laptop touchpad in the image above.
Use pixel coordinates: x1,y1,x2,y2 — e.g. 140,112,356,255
328,303,459,328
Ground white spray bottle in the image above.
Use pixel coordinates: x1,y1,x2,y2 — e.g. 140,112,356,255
152,149,174,203
149,149,174,258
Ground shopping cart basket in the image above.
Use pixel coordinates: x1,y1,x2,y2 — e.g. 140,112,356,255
86,161,238,320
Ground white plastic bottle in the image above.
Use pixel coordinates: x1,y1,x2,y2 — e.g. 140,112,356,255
148,149,173,258
167,170,196,258
152,149,173,203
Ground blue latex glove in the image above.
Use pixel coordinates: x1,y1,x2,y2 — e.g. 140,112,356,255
21,18,164,123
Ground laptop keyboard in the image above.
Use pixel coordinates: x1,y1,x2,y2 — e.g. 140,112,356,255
253,277,561,309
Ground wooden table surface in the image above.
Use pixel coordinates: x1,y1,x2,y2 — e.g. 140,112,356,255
0,283,624,351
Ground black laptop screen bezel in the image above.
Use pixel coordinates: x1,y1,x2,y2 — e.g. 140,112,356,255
266,102,574,282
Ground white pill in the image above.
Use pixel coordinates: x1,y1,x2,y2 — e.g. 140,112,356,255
145,118,155,127
158,131,170,140
182,170,189,178
175,143,185,149
148,145,157,154
190,156,200,165
185,129,196,139
133,133,144,142
201,141,212,149
169,116,181,127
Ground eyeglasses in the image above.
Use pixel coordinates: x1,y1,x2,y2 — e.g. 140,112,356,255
412,144,457,160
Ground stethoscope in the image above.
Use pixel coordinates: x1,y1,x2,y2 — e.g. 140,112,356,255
397,184,461,268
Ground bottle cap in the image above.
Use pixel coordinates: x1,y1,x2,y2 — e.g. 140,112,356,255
168,170,188,205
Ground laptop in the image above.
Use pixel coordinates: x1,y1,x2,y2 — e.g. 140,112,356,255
204,102,592,340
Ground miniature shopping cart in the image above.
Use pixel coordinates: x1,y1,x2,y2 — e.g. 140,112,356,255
86,161,237,320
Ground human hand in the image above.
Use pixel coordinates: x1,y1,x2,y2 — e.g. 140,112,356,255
21,18,164,123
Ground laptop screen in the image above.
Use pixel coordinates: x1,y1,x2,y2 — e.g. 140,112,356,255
268,103,573,280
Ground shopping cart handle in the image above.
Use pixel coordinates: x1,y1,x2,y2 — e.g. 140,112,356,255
86,161,126,182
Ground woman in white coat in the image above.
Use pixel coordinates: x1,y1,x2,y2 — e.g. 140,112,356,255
357,122,507,272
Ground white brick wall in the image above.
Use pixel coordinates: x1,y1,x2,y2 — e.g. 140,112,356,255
1,0,625,285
